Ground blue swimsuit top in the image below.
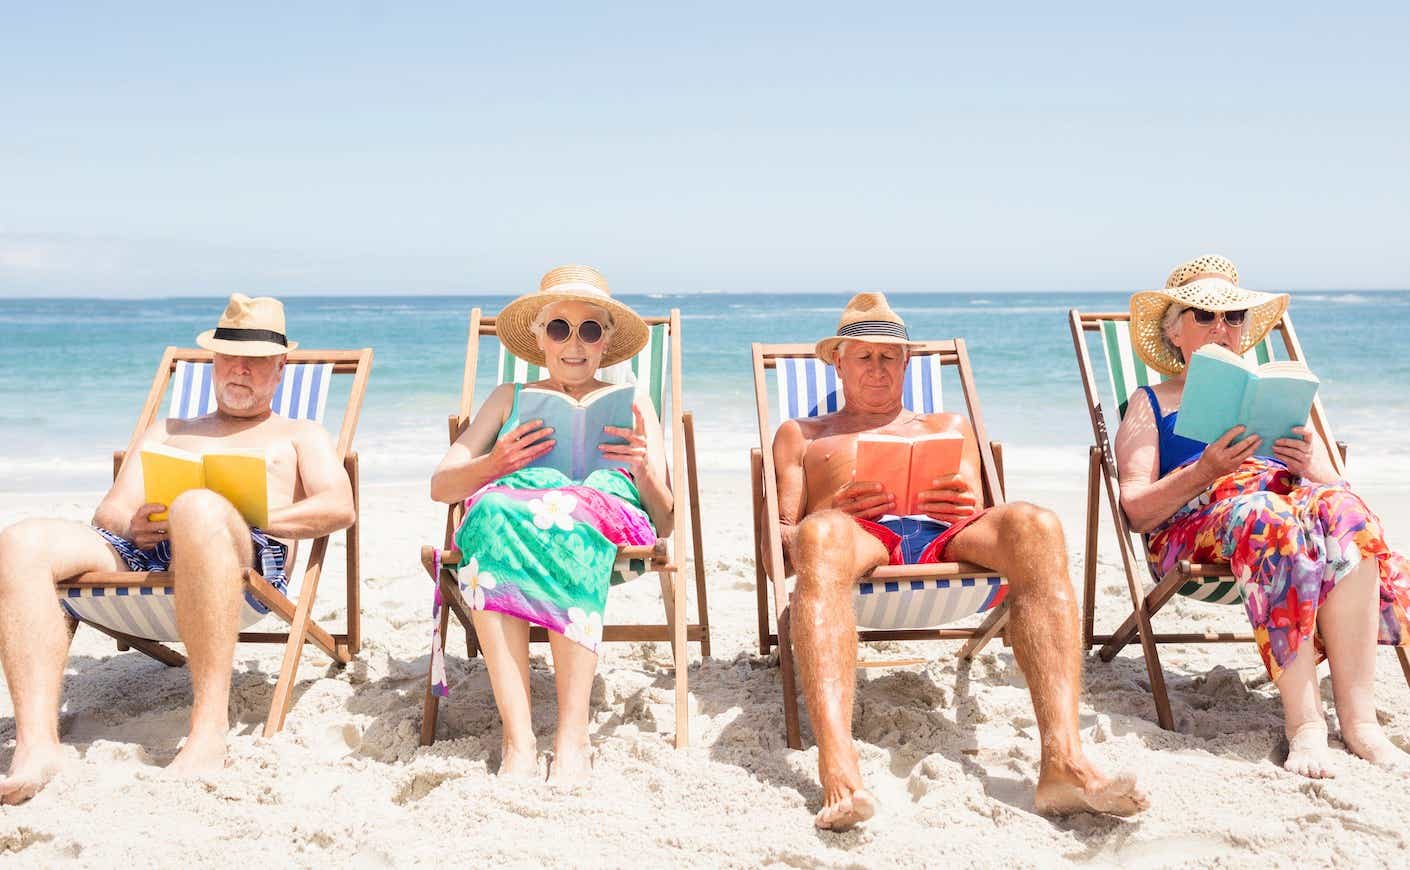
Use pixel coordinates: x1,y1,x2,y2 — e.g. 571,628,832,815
1137,386,1206,478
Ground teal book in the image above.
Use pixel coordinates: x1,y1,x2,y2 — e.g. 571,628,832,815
518,383,636,479
1173,345,1319,457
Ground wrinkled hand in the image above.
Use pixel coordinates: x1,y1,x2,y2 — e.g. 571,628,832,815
129,502,169,550
1272,426,1315,476
599,405,655,479
1194,425,1261,480
828,481,894,520
489,419,555,478
916,475,977,523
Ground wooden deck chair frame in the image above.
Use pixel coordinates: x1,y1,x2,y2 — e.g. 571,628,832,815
55,346,374,737
1070,310,1410,730
419,309,709,749
750,338,1011,750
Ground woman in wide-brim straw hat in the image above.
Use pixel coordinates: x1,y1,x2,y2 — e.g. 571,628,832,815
429,265,671,784
1115,255,1410,777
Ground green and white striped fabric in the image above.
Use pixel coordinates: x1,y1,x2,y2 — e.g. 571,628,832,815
492,322,671,585
1096,318,1279,607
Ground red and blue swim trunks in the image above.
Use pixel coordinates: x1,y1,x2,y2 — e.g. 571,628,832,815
853,509,991,565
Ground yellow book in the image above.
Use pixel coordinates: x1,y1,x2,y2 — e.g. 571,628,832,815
140,445,269,529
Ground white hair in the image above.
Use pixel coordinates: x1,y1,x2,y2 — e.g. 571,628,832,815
529,300,616,337
1160,303,1188,364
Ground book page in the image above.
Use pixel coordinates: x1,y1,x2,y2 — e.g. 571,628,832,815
905,433,965,515
518,383,635,479
141,447,205,522
854,435,913,513
202,450,269,529
1172,346,1255,444
1241,373,1319,457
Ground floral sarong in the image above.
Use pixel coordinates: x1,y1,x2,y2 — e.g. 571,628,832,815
1148,458,1410,681
429,465,655,697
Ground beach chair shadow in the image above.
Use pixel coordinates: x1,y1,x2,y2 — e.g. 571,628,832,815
1069,309,1410,729
56,347,374,737
750,339,1011,750
418,308,710,748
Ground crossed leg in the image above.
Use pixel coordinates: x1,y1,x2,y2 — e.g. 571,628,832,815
164,488,256,776
937,502,1148,816
0,518,126,804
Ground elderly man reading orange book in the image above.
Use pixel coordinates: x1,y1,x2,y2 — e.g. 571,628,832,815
773,293,1149,830
0,295,355,803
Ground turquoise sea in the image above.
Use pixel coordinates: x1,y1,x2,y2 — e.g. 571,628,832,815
1,291,1407,493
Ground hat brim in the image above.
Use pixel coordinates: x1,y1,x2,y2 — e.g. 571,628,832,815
496,291,649,369
197,330,298,356
1129,281,1288,377
815,334,921,363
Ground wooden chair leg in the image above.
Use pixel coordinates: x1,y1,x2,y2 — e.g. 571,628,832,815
751,449,772,656
263,546,327,738
658,571,680,662
1398,647,1410,689
84,621,186,668
1082,446,1101,651
777,606,803,750
671,566,689,749
959,600,1009,661
420,602,451,746
684,412,711,659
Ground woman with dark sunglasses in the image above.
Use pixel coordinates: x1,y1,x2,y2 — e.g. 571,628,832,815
430,265,671,785
1114,255,1410,778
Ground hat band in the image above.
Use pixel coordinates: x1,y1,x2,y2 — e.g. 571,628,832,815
836,320,909,340
1171,272,1236,288
543,281,610,299
212,327,288,346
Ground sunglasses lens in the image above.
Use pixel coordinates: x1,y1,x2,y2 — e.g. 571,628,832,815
578,320,604,344
1190,309,1216,325
1224,309,1248,326
545,318,572,342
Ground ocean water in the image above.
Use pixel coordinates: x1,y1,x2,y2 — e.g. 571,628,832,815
1,291,1407,493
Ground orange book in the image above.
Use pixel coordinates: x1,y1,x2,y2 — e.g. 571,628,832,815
853,432,965,515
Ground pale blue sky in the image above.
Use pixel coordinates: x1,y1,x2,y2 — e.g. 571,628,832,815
2,2,1407,296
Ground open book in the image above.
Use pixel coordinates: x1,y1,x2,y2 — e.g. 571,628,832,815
141,445,269,528
1172,344,1320,456
853,432,965,515
518,383,636,480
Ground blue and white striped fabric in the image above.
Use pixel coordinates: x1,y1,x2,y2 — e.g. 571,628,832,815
65,360,334,641
775,355,943,423
168,360,334,421
773,352,1003,630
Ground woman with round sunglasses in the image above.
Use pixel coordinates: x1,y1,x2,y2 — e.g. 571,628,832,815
430,265,671,784
1114,255,1410,777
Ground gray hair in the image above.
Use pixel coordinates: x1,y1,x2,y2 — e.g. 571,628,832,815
1159,303,1187,365
529,301,616,338
834,339,911,363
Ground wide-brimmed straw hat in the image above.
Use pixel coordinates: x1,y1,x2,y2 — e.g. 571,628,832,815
196,293,298,356
1129,255,1287,377
815,292,921,363
497,265,649,368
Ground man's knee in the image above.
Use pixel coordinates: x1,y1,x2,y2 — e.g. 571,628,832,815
168,489,240,537
999,502,1065,546
793,511,867,593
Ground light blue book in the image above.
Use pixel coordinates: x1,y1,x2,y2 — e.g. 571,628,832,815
1173,345,1319,457
517,383,636,479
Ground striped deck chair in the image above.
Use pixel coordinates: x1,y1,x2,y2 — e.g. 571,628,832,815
1069,310,1409,729
750,339,1010,750
57,347,373,737
419,309,708,749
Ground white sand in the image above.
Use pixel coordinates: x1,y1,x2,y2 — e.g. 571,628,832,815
3,452,1410,868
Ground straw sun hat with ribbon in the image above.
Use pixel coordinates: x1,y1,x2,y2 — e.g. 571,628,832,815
1129,255,1288,377
497,265,649,368
815,292,921,363
196,293,298,356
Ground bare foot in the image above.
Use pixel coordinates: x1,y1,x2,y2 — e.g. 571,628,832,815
814,786,877,832
1341,721,1410,769
1283,722,1334,779
498,739,539,779
547,740,592,788
166,731,227,778
1035,759,1150,817
0,742,72,805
